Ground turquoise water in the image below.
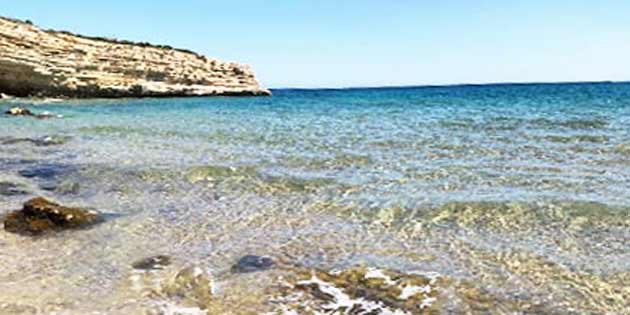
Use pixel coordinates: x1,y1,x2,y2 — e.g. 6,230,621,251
1,83,629,314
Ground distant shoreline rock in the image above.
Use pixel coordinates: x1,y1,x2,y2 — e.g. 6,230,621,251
5,106,59,119
0,16,270,98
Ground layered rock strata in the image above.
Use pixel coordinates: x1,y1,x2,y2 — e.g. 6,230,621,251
0,17,270,98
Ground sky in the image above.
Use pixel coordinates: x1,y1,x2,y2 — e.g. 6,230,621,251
2,1,629,88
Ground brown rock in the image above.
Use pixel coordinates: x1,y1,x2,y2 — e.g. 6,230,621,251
3,197,102,235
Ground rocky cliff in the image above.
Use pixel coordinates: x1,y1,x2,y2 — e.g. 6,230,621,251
0,17,270,98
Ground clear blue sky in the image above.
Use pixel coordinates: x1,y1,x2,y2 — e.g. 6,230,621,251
2,1,629,88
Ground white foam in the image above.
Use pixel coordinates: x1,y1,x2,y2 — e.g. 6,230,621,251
420,297,437,309
153,301,207,315
364,268,397,286
296,274,412,315
398,284,432,300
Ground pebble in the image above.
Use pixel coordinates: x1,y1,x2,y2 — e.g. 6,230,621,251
231,255,275,273
132,255,172,270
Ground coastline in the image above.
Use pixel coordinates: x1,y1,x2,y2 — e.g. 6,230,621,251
1,0,629,312
0,16,270,99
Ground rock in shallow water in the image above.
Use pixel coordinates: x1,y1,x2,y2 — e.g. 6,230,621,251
2,136,70,147
3,197,102,235
0,302,37,315
40,181,80,195
18,164,74,180
126,264,216,313
231,255,275,273
132,255,172,271
0,182,28,196
162,266,215,310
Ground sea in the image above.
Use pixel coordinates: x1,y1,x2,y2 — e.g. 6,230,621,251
1,82,629,314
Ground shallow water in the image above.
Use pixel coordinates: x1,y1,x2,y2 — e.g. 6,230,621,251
1,83,629,314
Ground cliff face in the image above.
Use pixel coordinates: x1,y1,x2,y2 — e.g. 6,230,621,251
0,17,270,98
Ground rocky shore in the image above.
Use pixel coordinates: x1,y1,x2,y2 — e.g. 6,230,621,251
0,16,270,98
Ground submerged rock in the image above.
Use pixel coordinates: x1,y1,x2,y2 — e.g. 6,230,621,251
0,182,28,196
132,255,172,271
40,181,80,195
3,197,102,235
0,302,37,315
18,164,74,181
126,264,216,313
231,255,276,273
162,266,215,310
1,136,70,147
186,165,338,194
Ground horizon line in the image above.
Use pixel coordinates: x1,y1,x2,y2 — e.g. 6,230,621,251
269,80,630,91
